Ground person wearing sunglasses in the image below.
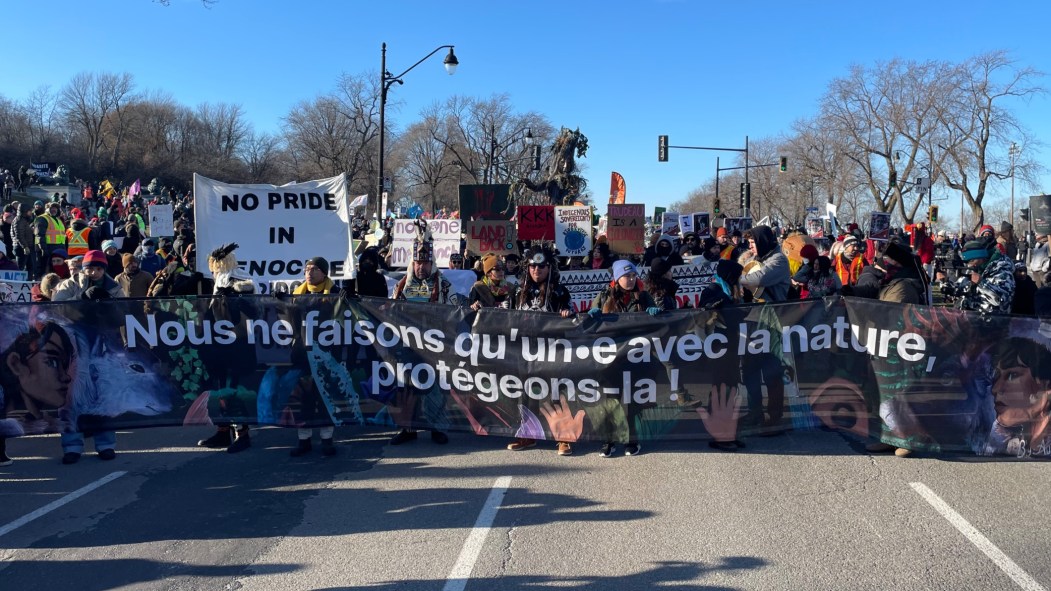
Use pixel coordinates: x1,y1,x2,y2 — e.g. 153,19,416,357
505,250,576,455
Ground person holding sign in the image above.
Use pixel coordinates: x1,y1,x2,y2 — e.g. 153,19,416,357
589,260,660,457
505,250,576,455
389,232,451,446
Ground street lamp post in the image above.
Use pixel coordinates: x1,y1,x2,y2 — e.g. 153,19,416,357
1009,142,1020,227
377,42,458,217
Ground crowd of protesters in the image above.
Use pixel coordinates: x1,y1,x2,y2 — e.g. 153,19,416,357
2,176,1048,465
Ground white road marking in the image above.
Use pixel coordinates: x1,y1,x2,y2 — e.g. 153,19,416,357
0,471,126,538
910,482,1047,591
443,476,512,591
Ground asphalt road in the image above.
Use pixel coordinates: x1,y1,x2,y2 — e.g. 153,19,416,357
1,425,1048,591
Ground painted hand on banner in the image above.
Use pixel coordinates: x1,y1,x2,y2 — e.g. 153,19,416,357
696,384,741,442
387,388,417,428
448,389,489,436
540,398,586,442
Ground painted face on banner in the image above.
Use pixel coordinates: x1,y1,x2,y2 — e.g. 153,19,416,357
7,330,73,409
993,361,1048,428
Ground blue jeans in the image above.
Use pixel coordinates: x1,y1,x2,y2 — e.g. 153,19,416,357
60,431,116,454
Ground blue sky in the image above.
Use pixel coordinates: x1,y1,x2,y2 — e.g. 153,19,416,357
4,0,1049,219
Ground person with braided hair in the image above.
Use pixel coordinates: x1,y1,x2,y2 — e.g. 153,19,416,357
504,250,577,455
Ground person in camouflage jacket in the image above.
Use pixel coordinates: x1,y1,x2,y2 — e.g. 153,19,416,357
958,240,1015,314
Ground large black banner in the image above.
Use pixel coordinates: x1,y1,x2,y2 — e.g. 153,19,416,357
1,296,1048,458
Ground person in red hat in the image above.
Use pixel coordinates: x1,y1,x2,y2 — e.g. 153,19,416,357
51,249,124,301
50,249,123,464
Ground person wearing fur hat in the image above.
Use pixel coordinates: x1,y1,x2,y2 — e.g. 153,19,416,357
389,227,452,446
469,254,511,310
505,250,576,455
196,243,256,453
116,253,154,297
589,259,660,457
831,234,867,288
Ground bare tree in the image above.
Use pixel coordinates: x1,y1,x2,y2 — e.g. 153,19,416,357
19,85,60,160
282,73,381,194
58,71,135,175
934,50,1045,231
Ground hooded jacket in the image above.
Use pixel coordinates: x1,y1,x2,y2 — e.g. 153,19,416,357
739,226,790,302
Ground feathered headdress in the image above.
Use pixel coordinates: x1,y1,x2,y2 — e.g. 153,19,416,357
209,243,239,263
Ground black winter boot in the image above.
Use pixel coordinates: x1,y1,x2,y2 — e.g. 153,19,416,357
290,438,312,457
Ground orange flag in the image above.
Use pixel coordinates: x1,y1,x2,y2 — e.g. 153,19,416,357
609,172,626,204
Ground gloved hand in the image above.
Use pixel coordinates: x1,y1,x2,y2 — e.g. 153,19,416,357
273,290,290,301
646,306,662,316
587,307,602,318
338,286,358,300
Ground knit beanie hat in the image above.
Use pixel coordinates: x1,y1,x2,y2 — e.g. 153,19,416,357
122,253,136,268
799,244,819,264
101,240,117,252
612,259,638,282
882,241,914,267
83,250,109,268
961,240,990,262
649,257,673,280
979,225,995,237
306,256,329,276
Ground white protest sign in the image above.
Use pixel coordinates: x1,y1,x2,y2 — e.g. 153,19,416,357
148,204,174,237
679,214,695,235
0,280,35,303
389,218,462,268
193,173,355,290
554,206,592,257
0,270,29,282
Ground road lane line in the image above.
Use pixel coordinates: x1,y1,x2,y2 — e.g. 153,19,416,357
910,482,1047,591
0,471,127,538
443,476,512,591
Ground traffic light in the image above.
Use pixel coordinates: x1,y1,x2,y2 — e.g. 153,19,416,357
929,205,939,223
739,182,751,213
658,135,668,162
889,171,897,187
714,198,721,215
1021,207,1030,222
739,183,746,211
532,145,541,171
779,156,787,173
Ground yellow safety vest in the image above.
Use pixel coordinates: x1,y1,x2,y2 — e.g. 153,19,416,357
41,214,67,245
67,227,91,255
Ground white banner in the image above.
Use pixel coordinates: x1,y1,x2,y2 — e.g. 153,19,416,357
554,206,592,257
148,204,174,237
193,173,355,290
